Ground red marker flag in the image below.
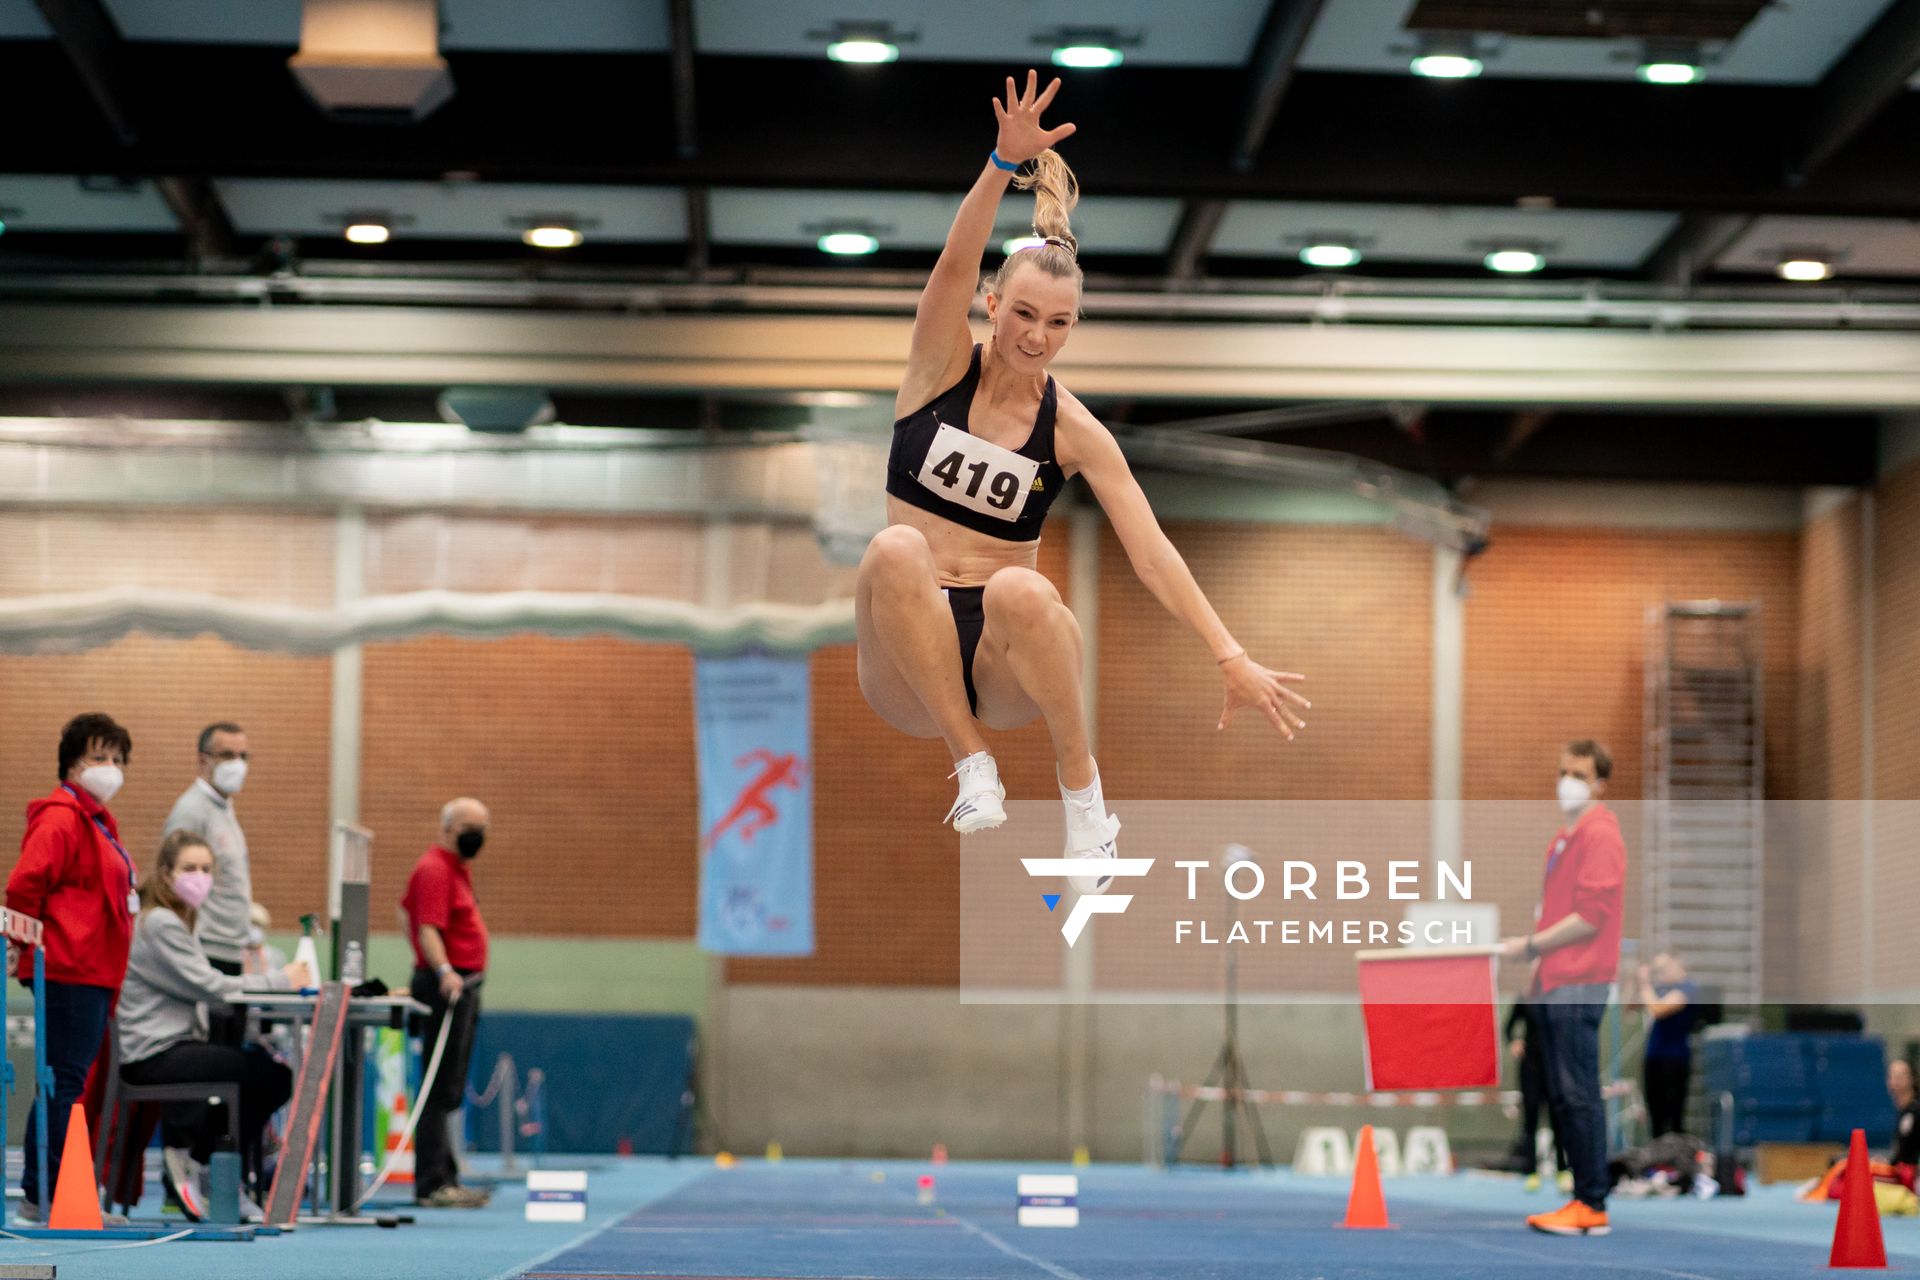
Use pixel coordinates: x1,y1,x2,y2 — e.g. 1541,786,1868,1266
1356,946,1501,1091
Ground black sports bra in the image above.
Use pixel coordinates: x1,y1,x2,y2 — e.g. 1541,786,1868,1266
884,345,1068,542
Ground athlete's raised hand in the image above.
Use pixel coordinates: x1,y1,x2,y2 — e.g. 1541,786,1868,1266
1217,654,1309,740
992,69,1076,166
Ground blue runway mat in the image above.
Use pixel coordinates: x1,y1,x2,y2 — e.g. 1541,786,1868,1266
4,1156,1916,1279
516,1160,1919,1280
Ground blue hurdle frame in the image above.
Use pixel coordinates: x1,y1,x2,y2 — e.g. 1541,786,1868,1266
1,909,53,1217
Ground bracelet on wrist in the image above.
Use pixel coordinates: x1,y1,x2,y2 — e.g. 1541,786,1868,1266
435,963,454,976
989,149,1020,172
1216,649,1247,665
1523,935,1538,959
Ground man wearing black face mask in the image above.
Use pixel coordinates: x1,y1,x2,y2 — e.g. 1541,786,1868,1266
400,797,492,1208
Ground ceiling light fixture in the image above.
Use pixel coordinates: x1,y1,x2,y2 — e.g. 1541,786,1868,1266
523,226,583,249
1777,258,1832,282
1410,52,1482,78
819,19,912,64
1485,249,1546,273
1002,234,1046,254
344,223,391,245
818,231,880,256
1408,32,1484,80
827,38,897,63
1637,61,1701,85
1631,38,1705,87
1052,45,1123,69
1299,244,1362,269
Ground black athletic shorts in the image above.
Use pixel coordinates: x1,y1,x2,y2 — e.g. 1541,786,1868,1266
945,585,986,715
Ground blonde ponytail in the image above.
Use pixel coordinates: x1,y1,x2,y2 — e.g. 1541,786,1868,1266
986,148,1084,297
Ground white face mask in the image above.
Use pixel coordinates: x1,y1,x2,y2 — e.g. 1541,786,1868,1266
1557,775,1593,817
213,758,248,795
78,763,124,804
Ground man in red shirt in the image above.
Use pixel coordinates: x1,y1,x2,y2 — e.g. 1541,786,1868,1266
401,797,492,1209
5,712,136,1221
1501,739,1626,1238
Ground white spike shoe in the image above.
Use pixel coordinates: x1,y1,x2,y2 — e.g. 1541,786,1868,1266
1063,772,1121,895
945,751,1007,834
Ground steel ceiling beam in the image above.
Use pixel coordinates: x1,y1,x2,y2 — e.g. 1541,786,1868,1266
10,45,1910,214
1790,0,1920,185
1165,0,1330,281
31,0,136,145
31,0,236,260
6,301,1920,408
667,0,709,275
1642,214,1754,287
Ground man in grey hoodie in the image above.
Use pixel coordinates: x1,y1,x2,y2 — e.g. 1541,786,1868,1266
163,722,254,1042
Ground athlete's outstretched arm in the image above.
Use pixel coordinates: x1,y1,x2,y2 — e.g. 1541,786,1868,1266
896,71,1076,417
1060,398,1310,739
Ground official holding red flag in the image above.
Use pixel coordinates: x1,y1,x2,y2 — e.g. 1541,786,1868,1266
1501,739,1626,1238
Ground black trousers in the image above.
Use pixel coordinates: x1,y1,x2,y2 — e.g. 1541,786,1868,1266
410,967,482,1197
19,980,112,1205
1534,986,1611,1211
1513,1034,1569,1171
204,956,247,1047
120,1041,292,1185
1644,1056,1692,1138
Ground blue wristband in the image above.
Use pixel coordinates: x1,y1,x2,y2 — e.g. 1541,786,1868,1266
989,149,1020,172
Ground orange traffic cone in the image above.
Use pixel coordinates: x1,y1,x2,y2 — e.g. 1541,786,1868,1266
1829,1128,1887,1269
48,1103,103,1230
1340,1124,1392,1229
385,1093,415,1184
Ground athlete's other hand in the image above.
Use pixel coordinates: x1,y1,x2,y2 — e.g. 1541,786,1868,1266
1217,654,1308,739
992,69,1076,165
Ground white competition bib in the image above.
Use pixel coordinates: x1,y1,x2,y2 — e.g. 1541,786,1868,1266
914,422,1038,522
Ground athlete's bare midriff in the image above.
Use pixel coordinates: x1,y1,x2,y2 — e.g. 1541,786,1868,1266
885,496,1040,588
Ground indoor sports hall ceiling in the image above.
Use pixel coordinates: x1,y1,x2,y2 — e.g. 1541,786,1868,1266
0,0,1913,486
2,0,1918,283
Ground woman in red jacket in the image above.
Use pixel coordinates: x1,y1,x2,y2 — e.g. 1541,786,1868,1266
5,712,136,1222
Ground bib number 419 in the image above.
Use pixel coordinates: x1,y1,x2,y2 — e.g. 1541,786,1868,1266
915,422,1037,522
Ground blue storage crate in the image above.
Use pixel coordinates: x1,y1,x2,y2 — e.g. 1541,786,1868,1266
1809,1036,1889,1144
1816,1104,1893,1146
1702,1033,1896,1148
1703,1035,1810,1102
1730,1105,1815,1145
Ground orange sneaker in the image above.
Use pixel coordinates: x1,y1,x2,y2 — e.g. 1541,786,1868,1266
1527,1199,1610,1236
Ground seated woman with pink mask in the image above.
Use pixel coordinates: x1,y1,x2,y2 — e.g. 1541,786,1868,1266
116,830,310,1221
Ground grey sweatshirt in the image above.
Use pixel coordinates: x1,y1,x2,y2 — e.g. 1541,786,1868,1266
163,779,253,964
117,906,287,1066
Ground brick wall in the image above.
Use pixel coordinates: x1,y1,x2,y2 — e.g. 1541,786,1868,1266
0,509,335,929
1796,497,1864,998
1870,461,1920,990
1097,522,1433,801
0,498,1887,999
1461,527,1801,971
1875,462,1920,802
359,634,700,940
728,526,1075,986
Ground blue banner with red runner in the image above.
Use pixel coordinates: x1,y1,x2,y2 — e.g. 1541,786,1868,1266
695,654,814,955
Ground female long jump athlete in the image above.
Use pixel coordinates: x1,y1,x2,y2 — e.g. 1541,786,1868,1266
857,72,1309,889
